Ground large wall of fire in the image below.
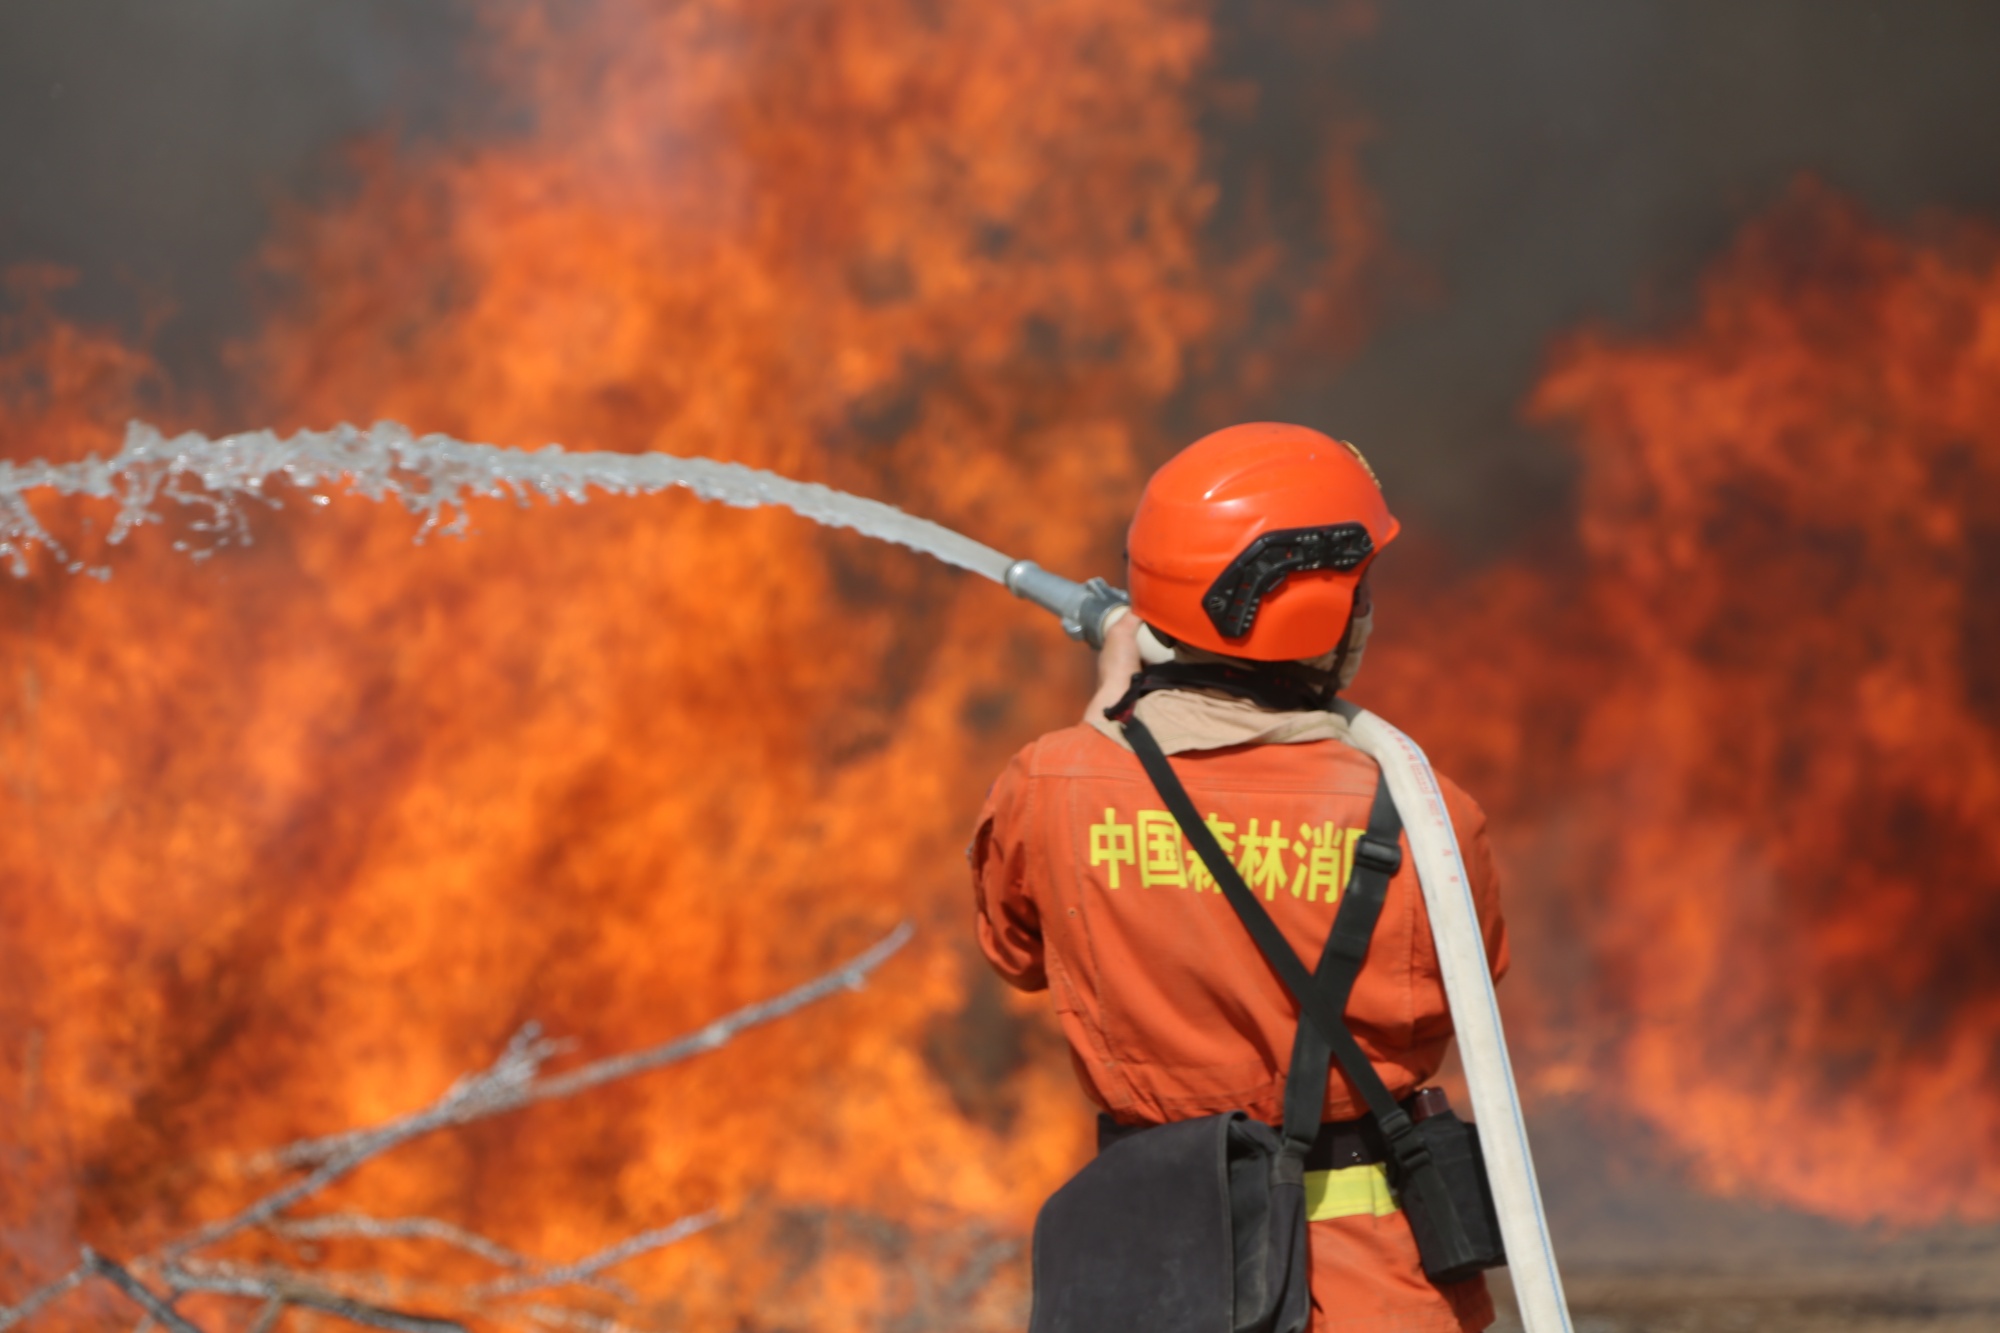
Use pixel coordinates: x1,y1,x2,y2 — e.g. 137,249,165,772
4,1,1999,1329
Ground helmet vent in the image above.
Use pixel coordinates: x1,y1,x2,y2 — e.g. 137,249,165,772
1201,523,1373,639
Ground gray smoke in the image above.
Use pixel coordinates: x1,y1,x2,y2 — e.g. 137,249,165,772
1305,0,2000,551
3,0,1999,549
0,0,470,392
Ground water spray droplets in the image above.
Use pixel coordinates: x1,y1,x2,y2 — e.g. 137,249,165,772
0,420,1017,584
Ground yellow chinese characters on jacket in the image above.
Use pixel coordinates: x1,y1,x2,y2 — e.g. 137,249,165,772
1088,806,1364,902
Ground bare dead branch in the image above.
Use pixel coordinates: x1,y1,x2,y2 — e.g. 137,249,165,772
161,1265,464,1333
0,923,916,1333
79,1251,202,1333
263,1292,455,1333
471,1213,718,1298
0,1266,83,1331
278,923,915,1172
165,1258,590,1331
270,1214,533,1272
157,1026,568,1264
515,924,911,1106
166,1259,416,1309
515,1306,636,1333
162,921,911,1263
270,1214,636,1302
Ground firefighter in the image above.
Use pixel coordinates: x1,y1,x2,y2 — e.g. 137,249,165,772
969,422,1508,1333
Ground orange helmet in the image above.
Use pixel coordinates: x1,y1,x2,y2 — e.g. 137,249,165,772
1126,422,1398,661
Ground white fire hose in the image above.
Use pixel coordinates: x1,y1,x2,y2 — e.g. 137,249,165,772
1335,703,1573,1333
1006,567,1573,1333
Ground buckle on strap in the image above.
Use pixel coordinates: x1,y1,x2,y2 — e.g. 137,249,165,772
1353,831,1402,876
1379,1108,1434,1178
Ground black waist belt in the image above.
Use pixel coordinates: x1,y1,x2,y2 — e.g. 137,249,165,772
1097,1093,1439,1171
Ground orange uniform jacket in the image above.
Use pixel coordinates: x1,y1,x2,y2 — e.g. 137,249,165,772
970,714,1508,1333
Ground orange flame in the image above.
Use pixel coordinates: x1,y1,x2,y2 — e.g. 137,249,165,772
1364,181,2000,1225
8,3,1999,1326
1,1,1379,1327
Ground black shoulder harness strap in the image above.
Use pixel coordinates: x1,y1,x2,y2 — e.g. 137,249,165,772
1123,716,1472,1243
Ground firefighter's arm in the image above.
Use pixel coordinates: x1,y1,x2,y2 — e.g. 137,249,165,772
1080,609,1142,725
969,746,1049,991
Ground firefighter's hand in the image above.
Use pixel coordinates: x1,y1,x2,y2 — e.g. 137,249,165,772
1083,609,1141,723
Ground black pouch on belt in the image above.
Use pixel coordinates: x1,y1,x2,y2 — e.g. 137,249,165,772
1026,720,1431,1333
1027,1111,1306,1333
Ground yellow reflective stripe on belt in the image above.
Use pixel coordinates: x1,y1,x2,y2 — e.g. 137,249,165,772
1303,1163,1399,1221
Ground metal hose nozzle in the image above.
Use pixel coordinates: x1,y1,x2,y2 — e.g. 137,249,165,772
1002,560,1130,648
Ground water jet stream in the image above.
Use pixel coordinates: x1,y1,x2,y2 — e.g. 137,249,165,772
0,419,1018,582
1,418,1135,641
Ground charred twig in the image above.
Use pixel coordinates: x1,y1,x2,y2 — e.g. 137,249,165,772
0,1267,83,1330
277,923,916,1172
270,1214,536,1273
270,1212,641,1302
264,1024,562,1176
166,1256,638,1330
272,1292,458,1333
470,1213,718,1298
153,1021,569,1264
78,1251,200,1333
167,1257,461,1316
516,1307,635,1333
160,1264,464,1333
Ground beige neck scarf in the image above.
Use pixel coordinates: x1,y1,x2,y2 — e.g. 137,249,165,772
1087,615,1371,756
